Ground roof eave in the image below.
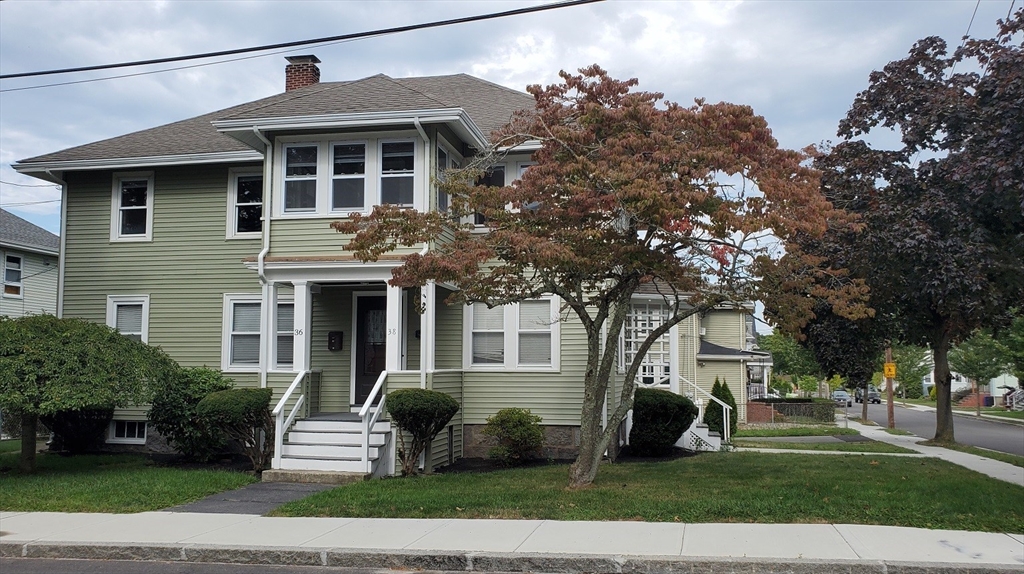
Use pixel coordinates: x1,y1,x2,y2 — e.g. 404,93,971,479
13,150,264,177
213,108,489,151
0,240,59,257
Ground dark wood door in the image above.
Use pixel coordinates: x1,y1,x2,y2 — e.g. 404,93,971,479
354,296,387,405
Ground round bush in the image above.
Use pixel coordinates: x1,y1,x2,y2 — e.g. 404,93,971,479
387,389,459,475
482,408,543,465
148,367,234,461
196,388,274,472
629,388,698,456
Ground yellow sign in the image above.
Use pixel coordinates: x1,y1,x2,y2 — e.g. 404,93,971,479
884,362,897,379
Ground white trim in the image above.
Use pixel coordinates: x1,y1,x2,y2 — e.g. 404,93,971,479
0,241,58,257
350,289,388,409
2,253,23,299
13,151,263,175
463,297,560,372
226,167,264,239
58,180,67,317
222,293,263,373
106,420,147,445
106,295,150,343
110,171,154,242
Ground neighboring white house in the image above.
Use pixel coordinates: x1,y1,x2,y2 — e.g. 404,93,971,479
0,209,59,318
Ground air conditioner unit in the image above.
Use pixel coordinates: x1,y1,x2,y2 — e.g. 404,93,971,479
699,327,707,337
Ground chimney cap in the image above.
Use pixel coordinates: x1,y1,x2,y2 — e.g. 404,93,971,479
286,55,321,64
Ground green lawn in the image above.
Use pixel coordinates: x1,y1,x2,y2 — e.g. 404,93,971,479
963,409,1024,421
272,452,1024,533
883,428,914,436
735,427,859,438
0,441,256,513
0,439,24,454
732,440,917,454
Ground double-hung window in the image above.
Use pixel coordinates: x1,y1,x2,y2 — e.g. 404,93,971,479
111,173,154,241
106,295,149,343
380,141,415,207
332,143,366,211
3,255,22,297
283,145,318,212
228,170,263,237
228,300,262,368
469,298,558,369
276,303,294,368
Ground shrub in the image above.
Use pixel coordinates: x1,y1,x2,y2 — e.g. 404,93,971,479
929,385,937,400
196,388,274,472
149,367,234,461
387,389,459,475
719,380,739,438
629,388,698,456
952,386,975,402
483,408,543,465
703,378,724,435
40,407,114,453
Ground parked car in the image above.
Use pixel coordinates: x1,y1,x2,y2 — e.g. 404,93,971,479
855,387,882,404
832,390,853,407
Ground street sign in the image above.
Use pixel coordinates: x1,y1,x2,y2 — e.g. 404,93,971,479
884,362,896,379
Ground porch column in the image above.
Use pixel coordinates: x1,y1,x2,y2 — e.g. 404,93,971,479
669,323,680,394
259,282,278,388
386,283,403,371
420,281,436,388
293,281,313,372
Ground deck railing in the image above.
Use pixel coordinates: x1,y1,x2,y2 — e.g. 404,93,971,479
358,370,389,473
271,370,310,470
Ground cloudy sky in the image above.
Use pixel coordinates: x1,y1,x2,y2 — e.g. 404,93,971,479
0,0,1016,236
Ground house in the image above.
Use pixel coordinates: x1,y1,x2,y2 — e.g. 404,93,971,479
0,209,59,318
13,56,766,474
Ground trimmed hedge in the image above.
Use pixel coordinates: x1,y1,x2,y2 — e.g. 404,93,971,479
387,389,459,475
196,388,274,472
483,408,543,465
630,388,698,456
148,367,234,461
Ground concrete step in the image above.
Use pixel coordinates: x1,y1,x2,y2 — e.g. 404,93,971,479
278,457,374,472
262,469,369,485
287,431,388,446
281,444,381,459
291,419,391,433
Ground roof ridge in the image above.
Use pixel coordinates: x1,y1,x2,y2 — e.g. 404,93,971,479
376,74,452,109
453,73,534,98
215,80,353,121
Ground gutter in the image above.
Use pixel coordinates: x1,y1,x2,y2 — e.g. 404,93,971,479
251,127,273,390
45,169,68,318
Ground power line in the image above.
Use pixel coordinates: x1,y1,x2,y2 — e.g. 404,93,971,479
0,0,603,81
0,199,61,207
0,180,60,188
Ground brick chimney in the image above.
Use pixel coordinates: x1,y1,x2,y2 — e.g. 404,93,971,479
285,55,321,91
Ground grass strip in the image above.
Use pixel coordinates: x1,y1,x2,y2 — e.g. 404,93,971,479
733,440,917,454
735,427,858,438
918,441,1024,469
272,452,1024,533
0,446,256,513
883,428,914,436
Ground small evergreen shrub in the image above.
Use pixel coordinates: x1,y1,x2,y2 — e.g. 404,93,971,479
196,388,274,472
387,389,459,475
40,407,114,453
148,367,234,461
703,378,725,436
929,385,937,400
719,380,739,438
483,408,543,465
629,388,698,456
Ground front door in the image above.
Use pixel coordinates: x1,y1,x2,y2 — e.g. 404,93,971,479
354,295,387,406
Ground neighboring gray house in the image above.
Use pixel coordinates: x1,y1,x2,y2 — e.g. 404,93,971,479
0,209,59,317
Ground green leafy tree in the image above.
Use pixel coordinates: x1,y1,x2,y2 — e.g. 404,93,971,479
336,66,840,488
792,11,1024,442
756,332,821,381
997,313,1024,383
0,315,177,472
949,331,1010,416
891,345,931,399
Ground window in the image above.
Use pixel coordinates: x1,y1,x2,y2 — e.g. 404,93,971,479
380,141,415,207
3,255,22,297
332,143,366,211
221,295,294,371
284,144,318,212
106,295,149,343
111,172,154,241
436,146,450,213
229,171,263,236
109,420,147,443
467,298,559,370
623,301,671,384
474,165,505,225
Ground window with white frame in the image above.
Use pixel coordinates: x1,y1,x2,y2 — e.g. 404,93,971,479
276,303,294,368
111,173,154,241
228,300,262,368
332,142,366,211
106,295,149,343
436,145,450,213
623,301,671,385
468,298,558,369
283,144,318,212
380,141,415,207
108,420,147,443
222,295,294,371
228,171,263,237
474,165,505,225
3,255,22,297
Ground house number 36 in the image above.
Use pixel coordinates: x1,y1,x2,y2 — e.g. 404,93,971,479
294,328,303,335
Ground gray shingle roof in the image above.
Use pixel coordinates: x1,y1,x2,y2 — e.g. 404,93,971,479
698,340,769,358
0,209,60,254
17,74,534,166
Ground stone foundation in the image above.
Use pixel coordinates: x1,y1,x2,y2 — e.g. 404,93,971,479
463,424,581,460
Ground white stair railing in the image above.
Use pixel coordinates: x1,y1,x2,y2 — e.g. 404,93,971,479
681,376,733,444
1010,389,1024,412
272,370,310,470
358,370,389,474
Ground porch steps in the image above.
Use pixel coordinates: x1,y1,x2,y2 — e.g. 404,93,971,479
678,422,722,452
277,418,392,474
262,469,368,485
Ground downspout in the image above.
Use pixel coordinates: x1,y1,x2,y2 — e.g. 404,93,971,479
413,118,431,390
253,127,273,389
45,169,68,318
418,244,428,390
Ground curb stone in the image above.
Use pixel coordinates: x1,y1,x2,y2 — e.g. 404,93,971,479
2,542,1021,573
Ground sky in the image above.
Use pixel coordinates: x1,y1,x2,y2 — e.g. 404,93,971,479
0,0,1016,238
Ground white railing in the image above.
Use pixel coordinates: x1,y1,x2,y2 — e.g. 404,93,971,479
1009,389,1024,412
272,370,309,470
358,370,389,473
681,376,733,444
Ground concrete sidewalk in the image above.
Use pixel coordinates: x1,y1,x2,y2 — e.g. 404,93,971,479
1,511,1022,572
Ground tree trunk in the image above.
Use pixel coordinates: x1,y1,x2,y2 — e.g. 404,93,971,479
20,411,38,473
932,341,955,443
568,368,607,489
861,381,868,422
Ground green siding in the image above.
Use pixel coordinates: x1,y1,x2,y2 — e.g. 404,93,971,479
701,310,744,349
434,288,462,370
269,217,425,258
0,249,57,317
310,286,353,412
697,360,746,423
428,371,464,469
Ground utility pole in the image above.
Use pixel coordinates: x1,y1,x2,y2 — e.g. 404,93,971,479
884,344,896,429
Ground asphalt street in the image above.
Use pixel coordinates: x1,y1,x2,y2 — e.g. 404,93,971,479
860,401,1024,456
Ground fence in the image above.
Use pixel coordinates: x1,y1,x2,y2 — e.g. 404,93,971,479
745,399,835,426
